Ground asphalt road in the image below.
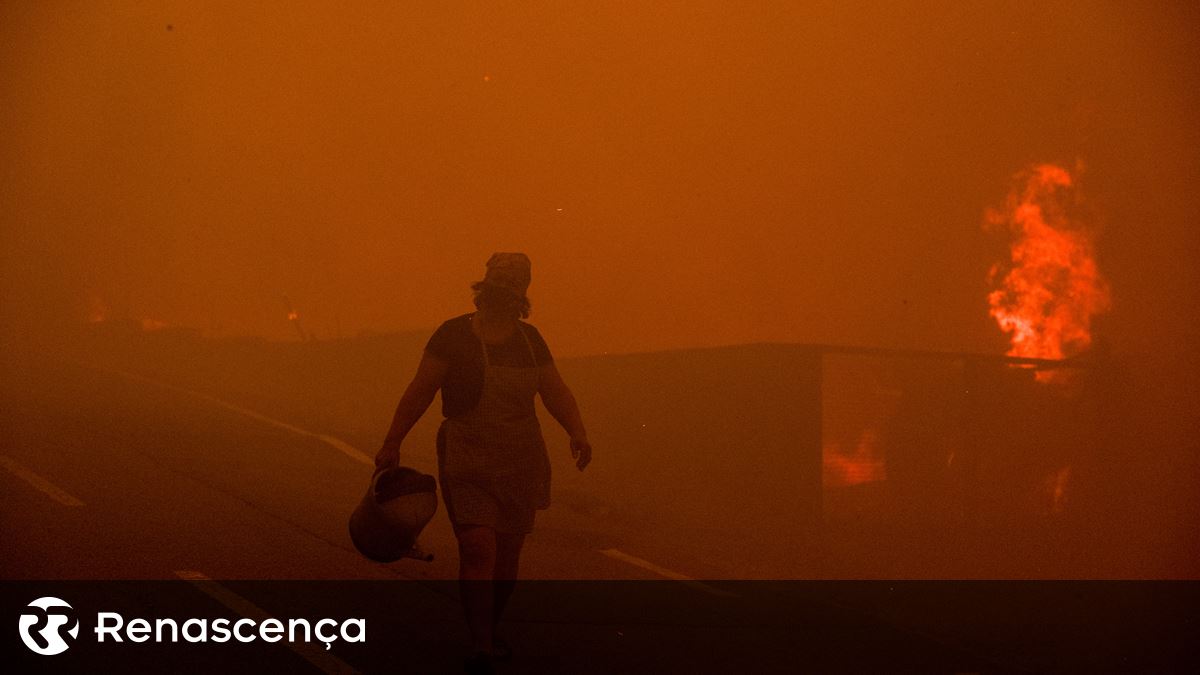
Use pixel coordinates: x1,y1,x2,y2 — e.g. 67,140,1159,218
0,352,717,583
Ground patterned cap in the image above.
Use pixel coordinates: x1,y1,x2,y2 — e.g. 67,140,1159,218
483,252,532,297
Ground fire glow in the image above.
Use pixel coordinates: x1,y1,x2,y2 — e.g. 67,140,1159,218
823,429,886,488
986,163,1110,515
985,163,1111,378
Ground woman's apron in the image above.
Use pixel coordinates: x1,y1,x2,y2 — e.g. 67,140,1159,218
436,322,551,532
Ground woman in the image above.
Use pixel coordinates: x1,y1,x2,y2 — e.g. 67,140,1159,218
373,252,591,672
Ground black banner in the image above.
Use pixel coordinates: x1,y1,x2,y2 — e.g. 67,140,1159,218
3,580,1197,673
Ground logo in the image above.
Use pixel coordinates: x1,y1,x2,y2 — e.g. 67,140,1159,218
15,595,365,654
19,597,79,655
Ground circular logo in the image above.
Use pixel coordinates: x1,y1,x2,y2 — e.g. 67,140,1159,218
18,597,79,655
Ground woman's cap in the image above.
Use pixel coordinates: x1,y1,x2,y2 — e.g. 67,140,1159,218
483,252,532,297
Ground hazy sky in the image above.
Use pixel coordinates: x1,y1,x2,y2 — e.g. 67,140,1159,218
3,1,1197,359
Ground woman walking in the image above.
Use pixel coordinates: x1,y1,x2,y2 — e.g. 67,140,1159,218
374,252,592,673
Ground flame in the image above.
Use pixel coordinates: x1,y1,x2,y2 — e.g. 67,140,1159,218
287,311,299,321
823,429,887,487
1046,465,1072,514
985,163,1111,380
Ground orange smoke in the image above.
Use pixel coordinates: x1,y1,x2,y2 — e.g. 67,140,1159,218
87,294,107,323
985,163,1111,374
1046,465,1072,514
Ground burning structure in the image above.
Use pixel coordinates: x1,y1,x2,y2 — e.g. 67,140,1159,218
986,163,1112,370
819,163,1117,557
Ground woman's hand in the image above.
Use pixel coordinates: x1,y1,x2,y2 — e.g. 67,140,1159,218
570,435,592,471
374,445,399,475
539,362,591,472
373,351,447,475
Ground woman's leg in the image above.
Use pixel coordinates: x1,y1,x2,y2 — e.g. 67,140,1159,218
492,532,525,632
454,524,498,654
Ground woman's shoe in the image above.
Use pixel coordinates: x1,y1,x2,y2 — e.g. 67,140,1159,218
464,650,495,675
493,636,513,662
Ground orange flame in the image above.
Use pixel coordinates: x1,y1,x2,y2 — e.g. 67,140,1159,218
986,163,1111,378
823,429,887,487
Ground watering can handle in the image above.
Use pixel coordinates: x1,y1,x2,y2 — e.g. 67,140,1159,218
402,544,434,562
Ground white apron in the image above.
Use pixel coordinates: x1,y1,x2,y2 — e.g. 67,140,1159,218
436,321,551,533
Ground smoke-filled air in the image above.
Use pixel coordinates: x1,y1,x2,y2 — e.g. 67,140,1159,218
2,2,1197,589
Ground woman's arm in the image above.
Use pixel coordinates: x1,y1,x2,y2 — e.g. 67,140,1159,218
374,351,448,472
538,362,591,470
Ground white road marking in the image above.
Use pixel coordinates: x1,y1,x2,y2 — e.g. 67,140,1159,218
0,454,85,506
174,570,360,674
598,548,738,597
103,367,374,466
